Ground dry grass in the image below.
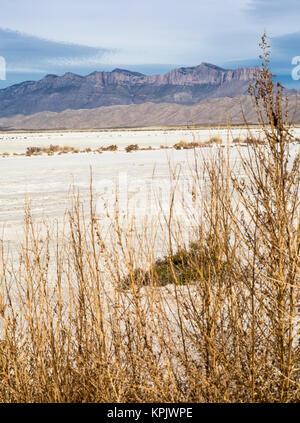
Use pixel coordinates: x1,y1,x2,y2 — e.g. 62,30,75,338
172,138,224,150
24,145,105,156
0,34,299,403
4,144,119,158
173,141,202,150
101,145,118,152
125,144,140,152
206,136,223,145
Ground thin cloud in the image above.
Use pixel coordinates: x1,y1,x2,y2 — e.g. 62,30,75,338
247,0,299,18
0,28,114,74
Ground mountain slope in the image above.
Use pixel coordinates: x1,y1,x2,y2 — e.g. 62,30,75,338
0,96,266,130
0,63,258,117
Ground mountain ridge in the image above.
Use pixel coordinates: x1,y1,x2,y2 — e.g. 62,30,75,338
0,63,259,117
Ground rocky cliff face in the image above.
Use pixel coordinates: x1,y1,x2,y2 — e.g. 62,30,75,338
0,63,258,117
154,63,257,85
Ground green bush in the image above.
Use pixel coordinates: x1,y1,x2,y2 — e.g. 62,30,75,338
122,239,228,289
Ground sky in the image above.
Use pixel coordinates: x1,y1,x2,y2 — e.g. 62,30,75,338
0,0,300,88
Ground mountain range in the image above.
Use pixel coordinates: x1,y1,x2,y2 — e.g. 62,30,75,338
0,63,298,129
0,63,258,118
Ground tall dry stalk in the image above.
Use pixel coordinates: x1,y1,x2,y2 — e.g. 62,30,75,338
233,32,300,401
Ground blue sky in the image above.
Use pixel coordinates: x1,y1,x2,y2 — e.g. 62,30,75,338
0,0,300,88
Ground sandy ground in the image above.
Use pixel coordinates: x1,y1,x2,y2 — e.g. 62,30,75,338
0,128,299,341
0,128,299,245
0,127,265,154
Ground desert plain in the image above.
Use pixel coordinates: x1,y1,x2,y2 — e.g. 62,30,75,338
0,127,299,245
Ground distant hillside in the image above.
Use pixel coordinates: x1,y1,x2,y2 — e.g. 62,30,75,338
0,96,267,130
0,63,259,117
